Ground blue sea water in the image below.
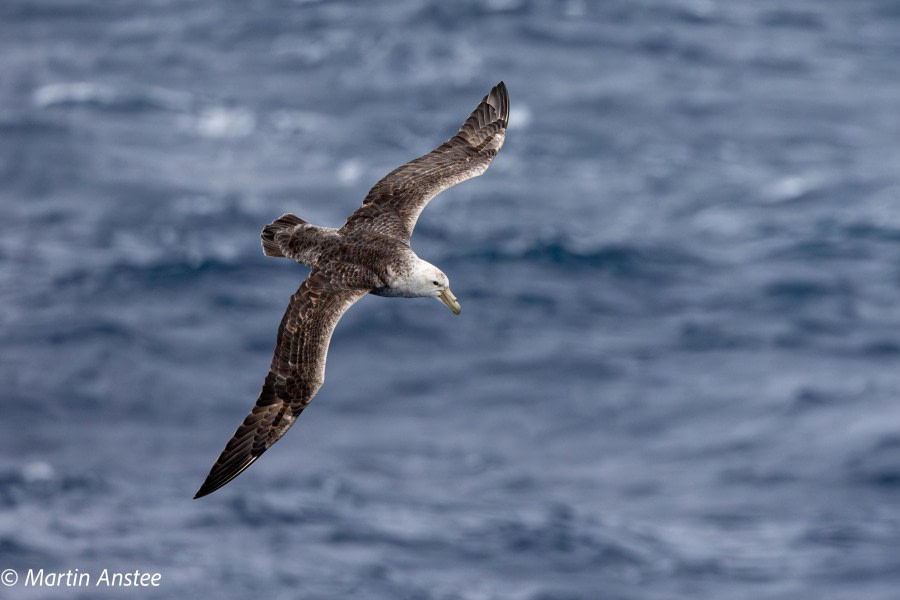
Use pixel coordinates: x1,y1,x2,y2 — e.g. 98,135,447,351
2,0,900,598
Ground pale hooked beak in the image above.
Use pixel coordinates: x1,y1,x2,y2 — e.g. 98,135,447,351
439,287,461,315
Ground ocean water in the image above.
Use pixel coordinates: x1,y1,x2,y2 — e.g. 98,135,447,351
2,0,900,598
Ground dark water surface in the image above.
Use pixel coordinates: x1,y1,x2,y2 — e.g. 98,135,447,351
2,1,900,598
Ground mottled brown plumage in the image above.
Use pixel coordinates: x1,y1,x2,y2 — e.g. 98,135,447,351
194,82,508,498
343,82,508,241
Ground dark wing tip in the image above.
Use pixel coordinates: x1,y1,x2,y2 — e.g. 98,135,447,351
487,81,509,125
193,454,259,499
194,413,270,499
452,81,509,148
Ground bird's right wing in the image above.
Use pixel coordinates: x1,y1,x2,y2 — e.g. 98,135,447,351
194,269,368,498
341,81,509,243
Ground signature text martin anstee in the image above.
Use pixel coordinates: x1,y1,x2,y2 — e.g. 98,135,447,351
25,568,161,587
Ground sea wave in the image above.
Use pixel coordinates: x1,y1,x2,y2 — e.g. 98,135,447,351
33,82,191,112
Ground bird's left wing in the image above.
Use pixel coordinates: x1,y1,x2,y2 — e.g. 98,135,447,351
341,81,509,242
194,269,369,498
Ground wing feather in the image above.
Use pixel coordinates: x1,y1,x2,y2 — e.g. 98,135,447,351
341,82,509,242
194,270,368,498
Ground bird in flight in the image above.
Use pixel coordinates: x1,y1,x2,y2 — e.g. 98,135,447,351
195,82,509,498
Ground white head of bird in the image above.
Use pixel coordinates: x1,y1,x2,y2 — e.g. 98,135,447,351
401,259,461,315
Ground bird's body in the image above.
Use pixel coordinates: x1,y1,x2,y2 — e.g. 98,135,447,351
264,218,424,297
195,82,509,498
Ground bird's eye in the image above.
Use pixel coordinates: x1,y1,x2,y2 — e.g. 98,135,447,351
432,280,439,286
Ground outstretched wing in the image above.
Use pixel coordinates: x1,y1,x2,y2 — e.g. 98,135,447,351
194,270,368,498
341,81,509,242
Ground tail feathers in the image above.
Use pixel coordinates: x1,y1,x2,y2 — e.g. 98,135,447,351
261,213,306,258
